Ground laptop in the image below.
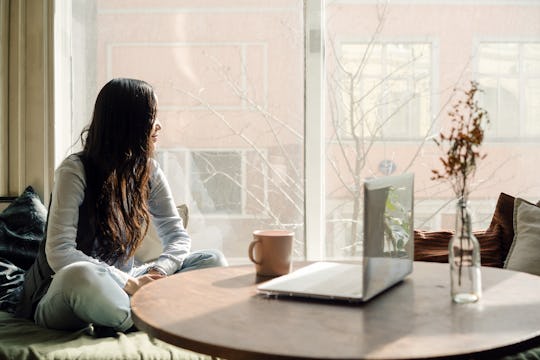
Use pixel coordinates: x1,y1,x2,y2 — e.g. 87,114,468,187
257,173,414,303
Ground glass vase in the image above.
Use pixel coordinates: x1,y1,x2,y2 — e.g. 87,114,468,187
449,199,482,303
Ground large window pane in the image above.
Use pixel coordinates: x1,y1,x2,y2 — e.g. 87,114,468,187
478,42,540,139
324,1,540,258
337,42,432,140
64,0,305,262
58,0,540,263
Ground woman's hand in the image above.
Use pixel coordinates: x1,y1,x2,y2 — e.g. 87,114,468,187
147,268,167,277
123,274,163,296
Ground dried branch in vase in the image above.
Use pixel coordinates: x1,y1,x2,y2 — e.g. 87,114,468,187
432,81,489,303
431,81,490,201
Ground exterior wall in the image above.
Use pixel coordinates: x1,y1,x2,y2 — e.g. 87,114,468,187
325,3,540,201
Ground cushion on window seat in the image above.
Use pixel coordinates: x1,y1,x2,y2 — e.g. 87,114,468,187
0,187,47,313
414,192,540,272
414,225,504,267
486,192,516,261
414,192,519,268
0,187,47,271
134,204,189,263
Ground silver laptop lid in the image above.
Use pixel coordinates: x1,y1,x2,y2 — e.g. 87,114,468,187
257,173,414,302
362,173,414,301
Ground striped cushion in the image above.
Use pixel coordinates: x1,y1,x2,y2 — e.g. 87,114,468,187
414,225,504,268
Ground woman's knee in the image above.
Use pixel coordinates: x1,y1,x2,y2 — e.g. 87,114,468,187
53,262,108,295
39,261,130,331
204,249,228,267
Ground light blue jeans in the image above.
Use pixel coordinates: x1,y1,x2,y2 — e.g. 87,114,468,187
34,249,228,332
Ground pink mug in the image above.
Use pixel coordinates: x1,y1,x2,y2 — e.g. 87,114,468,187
248,230,294,276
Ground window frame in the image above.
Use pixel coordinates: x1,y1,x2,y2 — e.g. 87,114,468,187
474,38,540,142
333,39,436,141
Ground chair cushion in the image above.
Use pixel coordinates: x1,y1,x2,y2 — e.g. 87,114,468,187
134,204,189,263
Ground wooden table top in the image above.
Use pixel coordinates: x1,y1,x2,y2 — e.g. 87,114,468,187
131,262,540,360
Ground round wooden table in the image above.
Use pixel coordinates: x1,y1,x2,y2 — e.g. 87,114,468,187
131,262,540,360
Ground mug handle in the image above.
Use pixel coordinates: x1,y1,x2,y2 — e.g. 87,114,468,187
248,240,262,265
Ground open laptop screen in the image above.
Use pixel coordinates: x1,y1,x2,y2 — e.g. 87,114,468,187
362,173,414,301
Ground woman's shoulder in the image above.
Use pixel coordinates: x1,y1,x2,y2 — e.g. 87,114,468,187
149,157,159,168
148,157,169,190
56,153,84,175
149,157,162,177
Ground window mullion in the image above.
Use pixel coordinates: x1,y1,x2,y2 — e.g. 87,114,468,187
304,0,325,260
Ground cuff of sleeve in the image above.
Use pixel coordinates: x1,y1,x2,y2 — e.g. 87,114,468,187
154,257,182,275
147,265,167,276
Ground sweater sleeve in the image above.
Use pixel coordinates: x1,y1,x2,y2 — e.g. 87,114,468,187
45,155,131,288
147,159,192,275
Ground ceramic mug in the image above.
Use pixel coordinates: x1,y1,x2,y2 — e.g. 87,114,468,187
248,230,294,276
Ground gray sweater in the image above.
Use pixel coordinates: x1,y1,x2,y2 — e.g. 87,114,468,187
45,154,191,289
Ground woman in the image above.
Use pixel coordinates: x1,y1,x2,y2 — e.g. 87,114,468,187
16,78,227,335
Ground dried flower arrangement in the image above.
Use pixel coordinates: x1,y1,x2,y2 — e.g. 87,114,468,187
432,81,489,201
432,80,490,302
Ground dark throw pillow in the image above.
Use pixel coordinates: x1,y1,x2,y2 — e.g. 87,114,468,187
0,186,47,270
486,192,515,261
414,225,504,268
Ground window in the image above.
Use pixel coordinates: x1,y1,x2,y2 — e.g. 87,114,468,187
191,151,243,214
336,42,432,140
478,42,540,139
157,149,269,216
55,1,540,262
60,0,305,261
323,1,540,258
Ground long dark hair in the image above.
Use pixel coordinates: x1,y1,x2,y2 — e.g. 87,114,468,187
81,78,157,264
